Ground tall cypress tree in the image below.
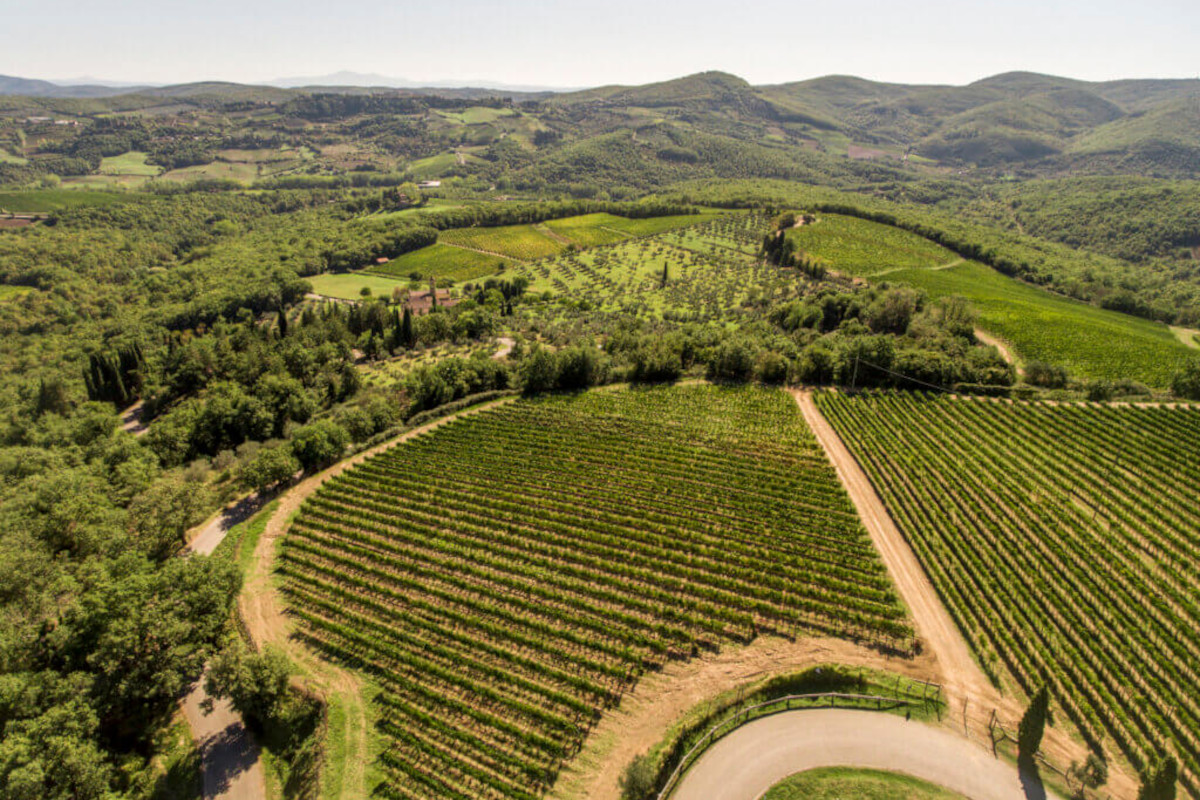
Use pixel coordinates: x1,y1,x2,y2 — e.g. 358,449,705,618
400,306,415,348
1018,686,1049,762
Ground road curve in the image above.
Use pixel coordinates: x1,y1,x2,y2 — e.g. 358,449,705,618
672,709,1055,800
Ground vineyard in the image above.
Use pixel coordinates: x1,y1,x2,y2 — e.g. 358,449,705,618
889,260,1193,387
816,392,1200,794
279,385,911,799
784,213,957,276
367,243,513,282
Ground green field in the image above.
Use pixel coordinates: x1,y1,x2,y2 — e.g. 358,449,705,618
0,147,28,165
890,260,1192,386
542,214,630,248
785,213,958,277
159,161,260,184
763,767,968,800
0,188,129,212
818,393,1200,794
600,211,727,237
99,151,161,176
307,272,405,301
436,107,516,125
366,243,512,283
440,223,567,261
280,384,909,799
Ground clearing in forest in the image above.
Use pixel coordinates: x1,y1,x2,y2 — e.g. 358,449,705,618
818,391,1200,795
279,384,910,799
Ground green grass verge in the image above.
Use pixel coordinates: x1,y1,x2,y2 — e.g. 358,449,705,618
889,261,1193,386
786,213,957,277
762,767,968,800
366,242,511,282
149,716,202,800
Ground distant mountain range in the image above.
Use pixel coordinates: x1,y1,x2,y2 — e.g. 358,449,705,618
265,71,574,92
0,72,573,98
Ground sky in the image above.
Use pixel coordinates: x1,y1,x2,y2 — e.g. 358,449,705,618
2,0,1198,88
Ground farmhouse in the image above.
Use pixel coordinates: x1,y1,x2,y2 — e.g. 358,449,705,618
404,288,456,315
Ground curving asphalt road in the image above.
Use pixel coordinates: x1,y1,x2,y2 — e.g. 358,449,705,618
672,709,1058,800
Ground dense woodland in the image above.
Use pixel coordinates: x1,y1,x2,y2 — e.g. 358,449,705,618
0,70,1198,800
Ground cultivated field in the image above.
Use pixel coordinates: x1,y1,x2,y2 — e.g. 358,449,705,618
790,212,1193,386
891,260,1193,386
366,242,513,282
786,213,958,276
817,392,1200,793
514,213,777,320
279,385,910,799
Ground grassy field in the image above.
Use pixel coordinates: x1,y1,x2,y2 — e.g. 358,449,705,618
763,767,967,800
359,341,495,388
366,243,512,283
307,272,405,301
0,188,130,211
600,211,727,237
159,161,260,184
0,147,28,165
785,213,957,277
437,107,517,125
99,151,161,176
280,385,909,799
819,393,1200,794
890,260,1192,386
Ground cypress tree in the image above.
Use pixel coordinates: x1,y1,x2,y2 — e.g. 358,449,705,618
1018,686,1049,762
277,308,288,338
400,307,415,348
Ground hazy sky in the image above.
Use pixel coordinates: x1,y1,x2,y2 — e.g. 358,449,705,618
3,0,1198,87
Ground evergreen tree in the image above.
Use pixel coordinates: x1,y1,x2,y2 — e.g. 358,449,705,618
400,306,415,348
277,308,288,338
660,263,669,288
1019,686,1050,762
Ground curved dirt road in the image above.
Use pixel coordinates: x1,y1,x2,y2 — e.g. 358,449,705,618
238,397,518,800
673,709,1056,800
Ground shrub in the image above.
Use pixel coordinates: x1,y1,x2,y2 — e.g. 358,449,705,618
289,420,349,470
238,445,300,492
1172,359,1200,400
618,753,657,800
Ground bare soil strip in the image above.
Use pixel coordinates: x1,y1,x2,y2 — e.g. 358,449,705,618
973,328,1023,376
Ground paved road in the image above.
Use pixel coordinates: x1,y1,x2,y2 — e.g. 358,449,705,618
180,496,272,799
673,709,1058,800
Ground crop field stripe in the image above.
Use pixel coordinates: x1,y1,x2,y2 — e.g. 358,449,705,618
817,392,1200,791
281,385,910,799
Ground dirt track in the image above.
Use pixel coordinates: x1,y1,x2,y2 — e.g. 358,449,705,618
792,389,1137,798
238,397,518,800
673,709,1056,800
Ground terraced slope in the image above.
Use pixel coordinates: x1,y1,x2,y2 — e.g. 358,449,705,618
280,385,910,799
818,392,1200,794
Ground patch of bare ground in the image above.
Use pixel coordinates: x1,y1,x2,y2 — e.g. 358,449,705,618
793,388,1138,798
974,328,1024,377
